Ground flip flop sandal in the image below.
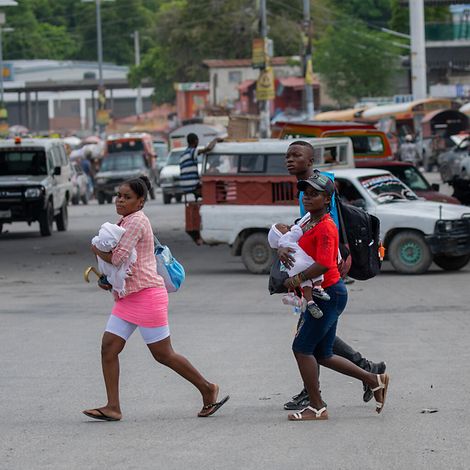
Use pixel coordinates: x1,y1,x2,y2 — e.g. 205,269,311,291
288,406,328,421
371,373,390,414
83,409,121,422
198,395,230,417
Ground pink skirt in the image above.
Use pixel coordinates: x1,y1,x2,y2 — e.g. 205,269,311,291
112,287,168,328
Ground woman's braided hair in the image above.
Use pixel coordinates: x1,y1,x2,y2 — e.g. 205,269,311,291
124,176,152,202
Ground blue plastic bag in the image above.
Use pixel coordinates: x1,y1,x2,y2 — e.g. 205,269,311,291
154,236,185,293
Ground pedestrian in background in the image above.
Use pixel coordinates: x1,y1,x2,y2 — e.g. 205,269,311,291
399,134,420,166
179,133,221,200
83,176,229,421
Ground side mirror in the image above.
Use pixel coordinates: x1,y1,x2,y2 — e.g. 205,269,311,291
431,183,440,191
53,166,61,176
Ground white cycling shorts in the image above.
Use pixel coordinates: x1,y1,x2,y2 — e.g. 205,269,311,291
105,314,170,345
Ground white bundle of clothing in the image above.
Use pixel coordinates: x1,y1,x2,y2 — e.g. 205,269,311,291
91,222,137,296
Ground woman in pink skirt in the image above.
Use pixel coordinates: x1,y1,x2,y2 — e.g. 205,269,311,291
83,176,229,421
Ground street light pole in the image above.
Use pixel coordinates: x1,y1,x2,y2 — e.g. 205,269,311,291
409,0,427,100
133,30,142,115
303,0,314,120
82,0,114,134
96,0,103,89
259,0,271,138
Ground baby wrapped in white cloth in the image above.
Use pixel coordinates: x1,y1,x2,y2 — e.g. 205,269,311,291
91,222,137,296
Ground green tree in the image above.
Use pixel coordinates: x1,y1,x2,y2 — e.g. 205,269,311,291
314,20,400,106
331,0,392,25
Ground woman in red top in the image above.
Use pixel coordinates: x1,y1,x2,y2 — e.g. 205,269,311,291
285,173,390,421
83,176,228,421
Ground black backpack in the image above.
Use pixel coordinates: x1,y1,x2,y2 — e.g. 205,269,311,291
336,194,382,281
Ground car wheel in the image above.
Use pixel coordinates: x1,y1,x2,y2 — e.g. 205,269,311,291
241,232,274,274
81,191,89,205
71,194,79,205
163,192,172,204
56,201,68,231
0,223,3,234
39,201,54,236
388,231,432,274
149,186,156,200
433,254,470,271
175,194,182,203
97,192,105,205
106,194,113,204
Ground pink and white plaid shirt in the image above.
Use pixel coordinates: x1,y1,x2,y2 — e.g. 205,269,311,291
111,210,165,297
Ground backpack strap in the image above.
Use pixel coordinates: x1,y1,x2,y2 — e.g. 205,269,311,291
335,190,349,246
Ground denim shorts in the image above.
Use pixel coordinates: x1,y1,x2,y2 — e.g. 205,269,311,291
292,280,348,358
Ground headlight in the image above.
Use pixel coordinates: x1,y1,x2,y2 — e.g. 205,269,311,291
24,187,44,198
436,220,453,232
95,178,106,185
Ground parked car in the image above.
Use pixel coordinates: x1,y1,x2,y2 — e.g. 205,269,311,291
0,138,72,236
355,160,459,204
334,168,470,274
94,152,156,205
70,162,90,205
159,147,204,204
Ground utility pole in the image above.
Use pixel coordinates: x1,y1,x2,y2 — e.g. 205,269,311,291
133,30,142,115
259,0,271,138
409,0,427,100
303,0,314,119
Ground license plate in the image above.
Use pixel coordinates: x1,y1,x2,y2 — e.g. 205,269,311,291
0,209,11,219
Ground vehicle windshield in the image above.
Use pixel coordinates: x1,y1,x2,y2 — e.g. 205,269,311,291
385,166,430,191
100,153,146,172
153,142,168,160
166,150,202,165
107,139,144,153
0,150,47,176
359,174,418,202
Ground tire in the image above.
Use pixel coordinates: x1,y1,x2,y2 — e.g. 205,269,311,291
55,201,68,231
241,232,274,274
39,201,54,236
97,192,105,205
0,223,3,234
388,231,432,274
433,254,470,271
106,195,113,204
149,186,156,200
71,194,79,205
81,191,89,205
163,192,172,204
175,194,182,203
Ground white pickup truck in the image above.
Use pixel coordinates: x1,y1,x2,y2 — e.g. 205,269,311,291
334,168,470,274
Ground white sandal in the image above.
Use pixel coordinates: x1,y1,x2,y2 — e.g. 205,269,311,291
288,406,328,421
371,373,390,414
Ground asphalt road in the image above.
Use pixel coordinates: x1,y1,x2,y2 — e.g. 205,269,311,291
1,186,469,470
